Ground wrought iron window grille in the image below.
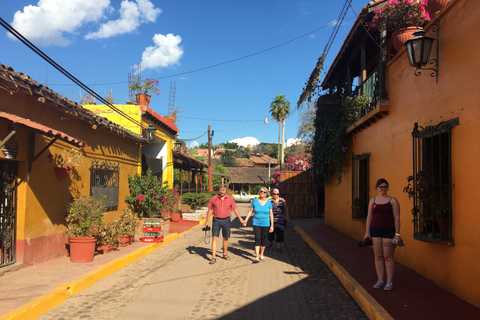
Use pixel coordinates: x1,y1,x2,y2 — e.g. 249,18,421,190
352,152,371,220
90,160,119,208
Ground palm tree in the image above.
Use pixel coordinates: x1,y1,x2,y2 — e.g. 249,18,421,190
269,94,291,165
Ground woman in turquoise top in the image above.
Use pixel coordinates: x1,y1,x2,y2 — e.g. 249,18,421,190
243,187,274,263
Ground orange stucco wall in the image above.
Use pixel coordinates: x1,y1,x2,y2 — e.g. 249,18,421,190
1,89,140,267
323,0,480,307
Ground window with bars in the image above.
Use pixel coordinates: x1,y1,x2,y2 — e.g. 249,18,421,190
90,160,119,208
352,152,370,220
410,118,458,245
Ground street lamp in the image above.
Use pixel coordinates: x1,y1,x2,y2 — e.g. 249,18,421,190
145,124,156,142
404,24,439,82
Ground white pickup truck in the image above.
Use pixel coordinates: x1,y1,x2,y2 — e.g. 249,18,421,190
232,192,256,203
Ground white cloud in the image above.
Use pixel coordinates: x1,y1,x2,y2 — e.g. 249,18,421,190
9,0,111,46
189,141,199,148
229,137,260,148
141,33,184,69
85,0,161,40
287,138,301,147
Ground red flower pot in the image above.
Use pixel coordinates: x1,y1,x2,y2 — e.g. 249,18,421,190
69,237,97,262
170,213,181,222
120,235,131,247
97,244,114,254
55,167,71,180
136,93,151,106
426,0,451,17
392,26,420,51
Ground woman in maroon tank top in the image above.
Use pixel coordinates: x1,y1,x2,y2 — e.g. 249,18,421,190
364,178,401,291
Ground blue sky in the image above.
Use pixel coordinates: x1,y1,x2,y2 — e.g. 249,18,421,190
0,0,366,148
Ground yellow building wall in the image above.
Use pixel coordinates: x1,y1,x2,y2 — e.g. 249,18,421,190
324,0,480,307
84,104,175,187
1,93,140,267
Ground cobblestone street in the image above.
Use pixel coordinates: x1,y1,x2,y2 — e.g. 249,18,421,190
38,204,366,320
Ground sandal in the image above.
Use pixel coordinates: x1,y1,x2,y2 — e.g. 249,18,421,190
260,256,266,261
253,257,260,263
223,254,231,260
209,258,216,264
277,248,284,253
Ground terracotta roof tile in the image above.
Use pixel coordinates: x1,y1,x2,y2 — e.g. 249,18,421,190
0,111,86,147
226,167,272,184
0,63,146,143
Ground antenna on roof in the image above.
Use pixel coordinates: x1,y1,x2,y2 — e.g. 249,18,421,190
168,81,176,115
128,63,141,102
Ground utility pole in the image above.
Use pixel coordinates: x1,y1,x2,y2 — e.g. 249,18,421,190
268,157,271,191
208,125,213,192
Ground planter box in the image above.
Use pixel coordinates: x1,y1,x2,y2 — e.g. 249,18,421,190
141,236,164,243
182,213,201,221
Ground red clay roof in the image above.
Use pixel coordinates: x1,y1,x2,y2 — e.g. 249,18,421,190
0,111,86,147
139,106,178,134
0,63,146,143
236,158,254,167
250,154,278,165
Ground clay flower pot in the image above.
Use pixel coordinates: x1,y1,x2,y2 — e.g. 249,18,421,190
120,235,131,247
55,167,71,180
392,26,420,51
69,237,97,262
136,93,151,106
97,244,114,254
170,213,181,222
426,0,451,17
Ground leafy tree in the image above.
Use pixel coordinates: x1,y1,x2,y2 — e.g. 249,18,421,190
270,94,291,164
198,142,209,149
220,150,237,167
297,101,316,143
237,146,251,159
220,142,239,150
263,143,279,159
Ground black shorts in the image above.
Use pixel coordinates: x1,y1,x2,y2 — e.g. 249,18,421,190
212,217,231,238
370,226,395,239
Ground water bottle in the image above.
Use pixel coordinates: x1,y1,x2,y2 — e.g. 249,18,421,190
392,238,398,245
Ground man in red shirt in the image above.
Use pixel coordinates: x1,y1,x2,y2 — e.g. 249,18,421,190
205,185,244,264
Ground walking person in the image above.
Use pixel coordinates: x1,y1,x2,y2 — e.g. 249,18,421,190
266,188,289,253
204,185,245,264
243,187,274,263
364,178,401,291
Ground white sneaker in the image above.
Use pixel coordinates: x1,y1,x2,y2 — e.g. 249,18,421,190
373,281,385,289
384,282,394,290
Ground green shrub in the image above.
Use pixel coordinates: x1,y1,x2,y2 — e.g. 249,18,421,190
181,193,210,211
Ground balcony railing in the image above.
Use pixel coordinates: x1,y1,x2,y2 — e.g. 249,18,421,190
355,65,380,109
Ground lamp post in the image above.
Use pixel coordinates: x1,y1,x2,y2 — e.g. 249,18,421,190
208,125,214,192
146,124,156,142
404,25,439,82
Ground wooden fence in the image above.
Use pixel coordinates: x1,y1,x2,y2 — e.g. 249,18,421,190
279,171,318,218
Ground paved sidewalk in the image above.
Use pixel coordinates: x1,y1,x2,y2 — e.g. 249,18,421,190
293,218,480,320
2,216,479,319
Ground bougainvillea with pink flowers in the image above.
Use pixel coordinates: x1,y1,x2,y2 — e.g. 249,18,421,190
368,0,430,32
270,153,312,188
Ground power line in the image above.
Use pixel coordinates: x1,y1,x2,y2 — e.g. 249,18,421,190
179,115,267,122
0,17,145,131
44,19,353,87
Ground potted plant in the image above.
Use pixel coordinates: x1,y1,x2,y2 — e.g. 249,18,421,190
181,193,210,212
97,222,120,253
115,208,140,246
368,0,431,51
66,195,105,262
53,148,85,179
165,106,183,124
404,171,451,236
129,76,160,106
125,170,168,218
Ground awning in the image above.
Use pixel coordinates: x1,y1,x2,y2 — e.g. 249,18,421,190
0,111,86,148
173,151,208,171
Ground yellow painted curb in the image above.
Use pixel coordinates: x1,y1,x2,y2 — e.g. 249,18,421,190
0,233,180,320
294,226,393,320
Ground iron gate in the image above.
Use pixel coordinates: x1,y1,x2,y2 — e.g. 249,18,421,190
1,160,17,268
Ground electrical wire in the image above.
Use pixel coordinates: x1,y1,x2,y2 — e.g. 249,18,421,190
0,17,146,130
39,19,353,87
